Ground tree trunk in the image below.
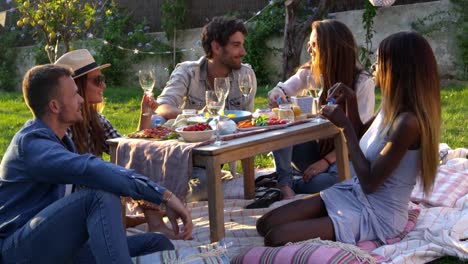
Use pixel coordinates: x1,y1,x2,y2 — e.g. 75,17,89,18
282,0,332,79
173,28,176,68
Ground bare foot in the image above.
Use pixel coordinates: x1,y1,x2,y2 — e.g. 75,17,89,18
280,185,295,200
144,209,180,240
125,215,147,228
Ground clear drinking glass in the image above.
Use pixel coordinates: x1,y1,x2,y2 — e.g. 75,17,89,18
138,68,156,116
307,74,326,123
205,90,225,146
238,73,253,99
214,77,230,115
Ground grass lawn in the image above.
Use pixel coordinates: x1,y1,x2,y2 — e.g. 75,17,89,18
0,82,467,263
1,82,466,161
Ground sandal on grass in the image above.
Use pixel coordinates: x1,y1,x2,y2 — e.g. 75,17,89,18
254,172,278,187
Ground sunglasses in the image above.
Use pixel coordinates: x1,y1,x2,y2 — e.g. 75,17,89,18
88,75,106,86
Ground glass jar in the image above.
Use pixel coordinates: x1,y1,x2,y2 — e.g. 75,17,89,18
253,108,271,118
278,104,295,122
181,109,197,118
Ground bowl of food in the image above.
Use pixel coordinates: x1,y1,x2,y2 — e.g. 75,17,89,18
175,123,214,142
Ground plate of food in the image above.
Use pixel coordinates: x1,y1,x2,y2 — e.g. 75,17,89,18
127,126,178,140
237,117,290,131
237,123,289,131
222,110,252,123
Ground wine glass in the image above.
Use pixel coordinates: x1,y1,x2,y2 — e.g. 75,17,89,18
238,73,253,99
205,90,225,146
139,68,156,116
307,74,326,123
214,77,230,115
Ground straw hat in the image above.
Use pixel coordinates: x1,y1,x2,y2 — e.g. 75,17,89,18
55,49,111,79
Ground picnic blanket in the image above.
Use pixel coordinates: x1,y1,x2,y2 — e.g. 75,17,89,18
129,144,467,263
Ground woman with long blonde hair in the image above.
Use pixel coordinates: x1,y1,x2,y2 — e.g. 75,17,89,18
257,31,440,246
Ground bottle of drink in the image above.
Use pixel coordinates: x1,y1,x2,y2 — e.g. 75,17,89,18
151,115,165,127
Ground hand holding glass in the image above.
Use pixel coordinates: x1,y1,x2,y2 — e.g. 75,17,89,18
139,68,156,116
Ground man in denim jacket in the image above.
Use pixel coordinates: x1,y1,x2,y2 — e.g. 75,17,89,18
156,16,257,120
0,65,193,263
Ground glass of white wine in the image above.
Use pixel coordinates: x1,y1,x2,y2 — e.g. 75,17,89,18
214,77,230,113
205,90,225,146
138,68,156,116
307,74,326,123
238,73,253,99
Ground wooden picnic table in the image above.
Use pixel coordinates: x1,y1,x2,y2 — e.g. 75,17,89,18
107,119,349,242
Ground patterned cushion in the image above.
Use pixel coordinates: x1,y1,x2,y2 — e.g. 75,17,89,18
411,166,468,208
231,239,382,264
232,208,421,264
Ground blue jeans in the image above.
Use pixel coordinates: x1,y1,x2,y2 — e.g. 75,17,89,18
1,189,173,264
273,140,337,194
291,163,338,194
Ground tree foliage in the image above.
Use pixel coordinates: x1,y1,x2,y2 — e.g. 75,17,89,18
282,0,332,79
161,0,187,41
14,0,102,63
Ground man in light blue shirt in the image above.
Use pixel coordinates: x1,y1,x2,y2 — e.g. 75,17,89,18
155,16,257,121
0,64,193,263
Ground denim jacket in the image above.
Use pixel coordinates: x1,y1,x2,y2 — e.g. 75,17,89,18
156,56,257,112
0,118,166,239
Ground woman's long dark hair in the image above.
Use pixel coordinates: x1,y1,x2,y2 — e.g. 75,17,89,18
69,75,106,156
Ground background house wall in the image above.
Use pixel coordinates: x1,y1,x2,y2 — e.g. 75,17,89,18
143,0,458,86
11,0,458,88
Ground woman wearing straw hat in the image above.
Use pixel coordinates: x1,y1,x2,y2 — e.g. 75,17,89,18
55,49,181,239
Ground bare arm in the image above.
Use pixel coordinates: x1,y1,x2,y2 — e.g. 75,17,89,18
322,106,420,194
155,104,182,120
155,63,190,120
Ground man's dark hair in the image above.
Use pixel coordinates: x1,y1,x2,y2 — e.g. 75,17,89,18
201,16,247,58
22,64,73,118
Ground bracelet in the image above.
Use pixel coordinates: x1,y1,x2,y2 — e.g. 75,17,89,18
162,190,173,205
323,157,332,166
278,86,290,101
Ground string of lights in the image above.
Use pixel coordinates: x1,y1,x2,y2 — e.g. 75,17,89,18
96,38,193,55
4,1,276,56
90,0,275,55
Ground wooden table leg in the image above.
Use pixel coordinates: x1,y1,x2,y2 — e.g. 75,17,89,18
241,157,255,199
334,130,350,182
205,156,225,242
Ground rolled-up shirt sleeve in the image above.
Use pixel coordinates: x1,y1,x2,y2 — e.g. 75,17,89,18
156,64,191,108
274,69,311,97
246,67,257,112
21,130,166,205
